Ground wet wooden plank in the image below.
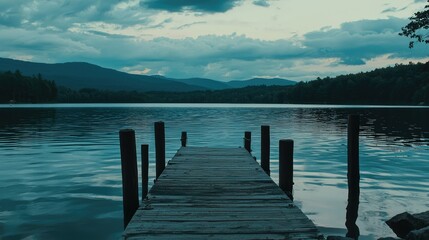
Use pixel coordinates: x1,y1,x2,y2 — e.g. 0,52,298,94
123,147,319,240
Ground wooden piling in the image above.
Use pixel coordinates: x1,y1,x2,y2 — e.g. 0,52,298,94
244,131,251,153
181,131,187,147
346,114,360,238
261,125,270,175
141,144,149,200
347,114,360,191
154,121,165,179
279,139,294,200
119,129,139,229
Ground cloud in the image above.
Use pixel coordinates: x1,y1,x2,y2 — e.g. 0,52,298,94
141,0,243,13
176,21,206,30
79,18,429,80
147,18,173,29
1,6,429,82
0,0,153,30
253,0,270,7
381,6,407,13
112,17,429,79
0,26,99,63
303,17,429,65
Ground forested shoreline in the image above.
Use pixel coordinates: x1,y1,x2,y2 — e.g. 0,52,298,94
2,62,429,105
0,70,57,103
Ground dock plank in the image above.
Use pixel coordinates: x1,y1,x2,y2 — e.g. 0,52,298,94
123,147,319,240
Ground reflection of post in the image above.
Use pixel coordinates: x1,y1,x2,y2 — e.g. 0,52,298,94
346,115,360,239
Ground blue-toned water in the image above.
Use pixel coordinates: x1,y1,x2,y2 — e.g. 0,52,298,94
0,104,428,240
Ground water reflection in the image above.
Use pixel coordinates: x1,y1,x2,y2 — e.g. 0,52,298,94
0,108,57,142
0,104,428,240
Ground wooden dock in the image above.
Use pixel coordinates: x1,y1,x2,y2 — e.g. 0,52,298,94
123,146,320,240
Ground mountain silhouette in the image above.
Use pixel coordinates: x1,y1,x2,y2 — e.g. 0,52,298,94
0,58,296,91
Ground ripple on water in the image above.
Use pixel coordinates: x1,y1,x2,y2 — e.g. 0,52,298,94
0,105,428,240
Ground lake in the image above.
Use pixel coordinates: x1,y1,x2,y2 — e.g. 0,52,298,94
0,103,428,240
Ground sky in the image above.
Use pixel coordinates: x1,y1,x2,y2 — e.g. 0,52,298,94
1,0,429,81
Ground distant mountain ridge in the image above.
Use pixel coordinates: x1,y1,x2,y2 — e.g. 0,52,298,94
0,58,203,92
168,78,232,90
0,58,296,92
227,78,295,88
172,77,296,90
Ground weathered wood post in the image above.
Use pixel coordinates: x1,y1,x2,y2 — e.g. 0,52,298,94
346,114,360,238
119,129,139,229
154,121,165,179
141,144,149,200
244,131,251,153
279,139,294,200
181,131,187,147
261,125,270,175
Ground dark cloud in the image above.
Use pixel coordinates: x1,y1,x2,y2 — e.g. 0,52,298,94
86,30,134,39
253,0,270,7
381,6,407,13
73,17,429,79
0,26,98,62
303,17,428,65
0,0,151,30
338,57,366,65
141,0,243,13
148,18,173,29
176,21,206,30
1,6,429,81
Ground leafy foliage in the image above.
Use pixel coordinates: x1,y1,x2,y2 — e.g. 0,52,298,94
400,0,429,48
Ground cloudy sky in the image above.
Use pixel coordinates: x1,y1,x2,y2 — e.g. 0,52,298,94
1,0,429,81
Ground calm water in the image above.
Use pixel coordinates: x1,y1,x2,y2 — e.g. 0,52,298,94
0,104,428,240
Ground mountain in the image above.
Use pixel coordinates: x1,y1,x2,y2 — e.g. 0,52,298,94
169,77,231,90
173,77,296,90
0,58,204,92
0,58,296,92
227,78,296,88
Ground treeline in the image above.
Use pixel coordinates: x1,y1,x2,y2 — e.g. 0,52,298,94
56,85,285,103
0,71,57,103
4,61,429,105
57,87,147,103
57,61,429,105
280,62,429,105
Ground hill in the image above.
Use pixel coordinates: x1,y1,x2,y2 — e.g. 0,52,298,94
279,62,429,105
227,78,296,88
169,77,231,90
55,62,429,105
172,77,296,90
3,58,425,105
0,58,204,92
0,58,296,92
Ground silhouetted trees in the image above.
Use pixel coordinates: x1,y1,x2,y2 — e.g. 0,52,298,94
0,71,57,103
400,0,429,48
4,62,429,105
277,62,429,105
56,61,428,105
